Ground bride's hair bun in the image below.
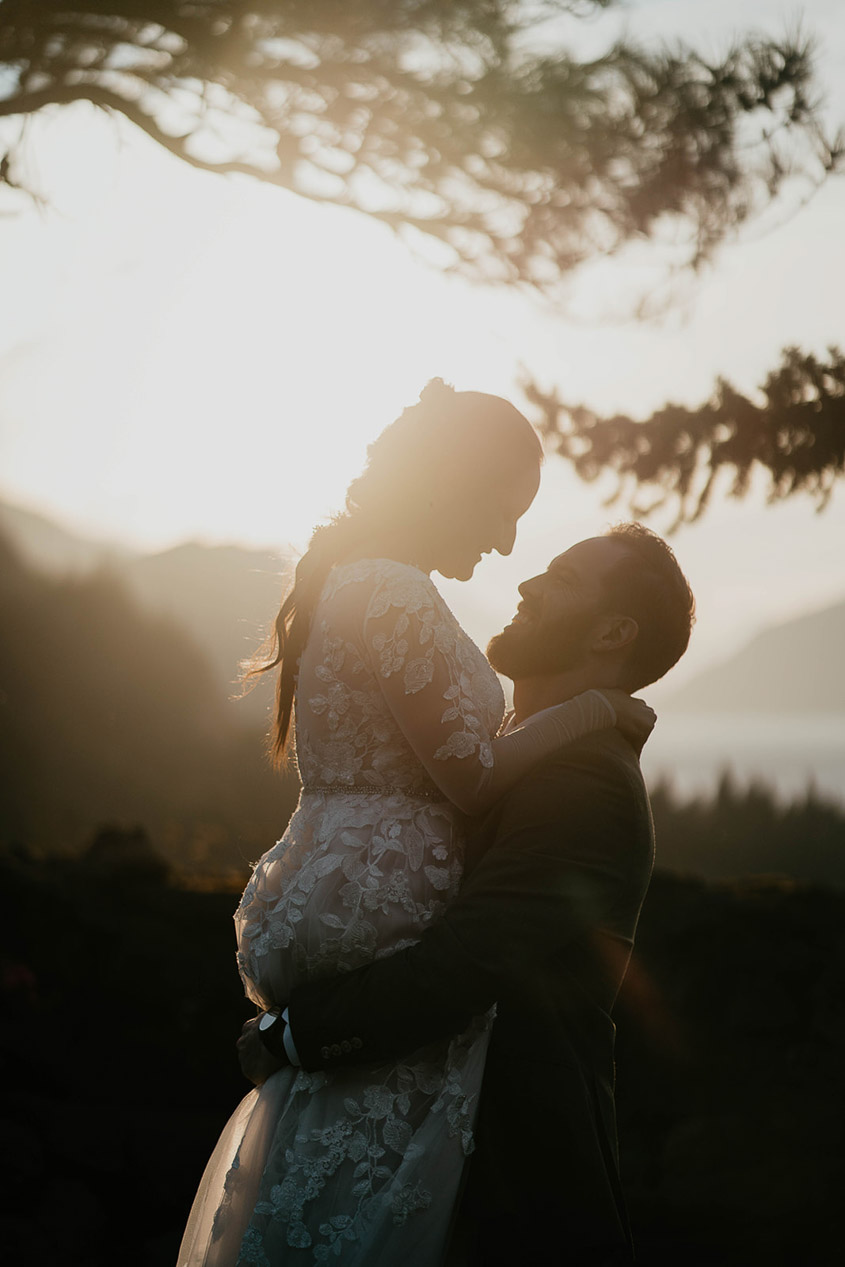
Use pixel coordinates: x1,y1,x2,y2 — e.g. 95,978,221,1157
418,377,456,409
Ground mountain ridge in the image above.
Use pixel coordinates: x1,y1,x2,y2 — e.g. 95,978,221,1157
662,597,845,714
0,497,290,724
2,496,843,716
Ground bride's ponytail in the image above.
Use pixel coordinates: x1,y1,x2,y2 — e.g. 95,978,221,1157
244,516,362,768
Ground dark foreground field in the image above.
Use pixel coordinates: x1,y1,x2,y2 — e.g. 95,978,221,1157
2,850,844,1266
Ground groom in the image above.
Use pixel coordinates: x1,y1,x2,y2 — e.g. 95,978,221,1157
240,522,695,1265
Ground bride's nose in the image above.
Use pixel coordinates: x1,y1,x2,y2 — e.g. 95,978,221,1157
493,517,518,557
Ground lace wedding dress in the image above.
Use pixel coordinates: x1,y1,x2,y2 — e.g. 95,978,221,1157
178,559,505,1266
178,559,611,1266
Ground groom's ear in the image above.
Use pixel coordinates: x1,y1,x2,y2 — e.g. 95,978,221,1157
592,614,638,654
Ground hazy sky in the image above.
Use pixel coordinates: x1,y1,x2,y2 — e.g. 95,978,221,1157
2,0,845,696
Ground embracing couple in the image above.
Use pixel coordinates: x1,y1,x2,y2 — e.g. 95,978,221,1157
178,381,695,1267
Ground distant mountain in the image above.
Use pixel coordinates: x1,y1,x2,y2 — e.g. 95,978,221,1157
0,499,131,574
0,497,290,724
664,599,845,713
120,542,289,723
0,533,298,862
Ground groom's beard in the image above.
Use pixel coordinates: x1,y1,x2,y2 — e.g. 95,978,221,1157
487,611,594,680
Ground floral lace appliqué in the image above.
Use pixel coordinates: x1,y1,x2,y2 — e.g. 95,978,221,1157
221,561,504,1265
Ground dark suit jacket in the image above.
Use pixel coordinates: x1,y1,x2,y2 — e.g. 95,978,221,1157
288,728,655,1265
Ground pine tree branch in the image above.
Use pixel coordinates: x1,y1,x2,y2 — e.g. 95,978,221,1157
526,347,845,526
1,2,840,291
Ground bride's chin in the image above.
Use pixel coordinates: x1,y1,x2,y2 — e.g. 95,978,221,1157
436,557,477,581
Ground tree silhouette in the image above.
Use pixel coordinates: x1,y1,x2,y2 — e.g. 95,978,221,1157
0,1,839,289
526,345,845,527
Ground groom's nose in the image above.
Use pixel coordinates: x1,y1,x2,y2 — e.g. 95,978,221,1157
518,574,543,600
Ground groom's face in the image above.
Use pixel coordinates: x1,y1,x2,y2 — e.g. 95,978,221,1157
487,537,631,678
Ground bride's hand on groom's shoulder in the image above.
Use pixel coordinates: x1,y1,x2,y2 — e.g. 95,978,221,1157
237,1016,287,1086
601,690,657,748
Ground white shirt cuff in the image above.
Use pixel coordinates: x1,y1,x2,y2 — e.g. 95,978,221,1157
281,1006,301,1066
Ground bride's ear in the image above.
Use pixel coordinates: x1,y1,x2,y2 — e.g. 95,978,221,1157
593,615,638,654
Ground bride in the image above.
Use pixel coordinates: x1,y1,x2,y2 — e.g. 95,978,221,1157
178,380,643,1266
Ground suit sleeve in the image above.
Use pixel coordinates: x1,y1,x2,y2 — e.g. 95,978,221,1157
287,748,638,1070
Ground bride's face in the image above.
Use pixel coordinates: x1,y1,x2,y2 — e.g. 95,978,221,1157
428,455,541,581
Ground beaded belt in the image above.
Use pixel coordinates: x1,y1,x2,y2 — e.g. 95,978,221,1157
302,783,445,801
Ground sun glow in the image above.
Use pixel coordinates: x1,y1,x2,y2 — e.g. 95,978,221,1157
1,105,581,555
4,95,845,697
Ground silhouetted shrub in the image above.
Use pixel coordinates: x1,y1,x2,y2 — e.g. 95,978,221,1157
83,824,170,886
650,773,845,888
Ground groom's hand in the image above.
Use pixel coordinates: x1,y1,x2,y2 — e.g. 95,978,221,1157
236,1016,287,1086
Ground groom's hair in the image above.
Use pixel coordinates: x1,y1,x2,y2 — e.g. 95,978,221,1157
602,523,695,691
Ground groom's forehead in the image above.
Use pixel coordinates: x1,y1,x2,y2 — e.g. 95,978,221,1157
547,537,622,577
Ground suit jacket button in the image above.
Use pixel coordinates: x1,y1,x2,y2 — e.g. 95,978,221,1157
351,1037,363,1050
320,1046,331,1060
340,1040,352,1054
331,1043,341,1056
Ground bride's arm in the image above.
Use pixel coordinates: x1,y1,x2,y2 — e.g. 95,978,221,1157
364,571,652,816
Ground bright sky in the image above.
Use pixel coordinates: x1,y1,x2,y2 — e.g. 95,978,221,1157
2,0,845,697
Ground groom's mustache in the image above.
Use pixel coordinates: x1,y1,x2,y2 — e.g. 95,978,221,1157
503,597,540,631
515,598,537,622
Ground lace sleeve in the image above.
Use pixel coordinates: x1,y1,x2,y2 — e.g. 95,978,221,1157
363,566,616,815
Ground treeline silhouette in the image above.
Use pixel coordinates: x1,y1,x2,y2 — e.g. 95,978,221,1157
651,776,845,889
614,870,845,1265
2,848,842,1265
